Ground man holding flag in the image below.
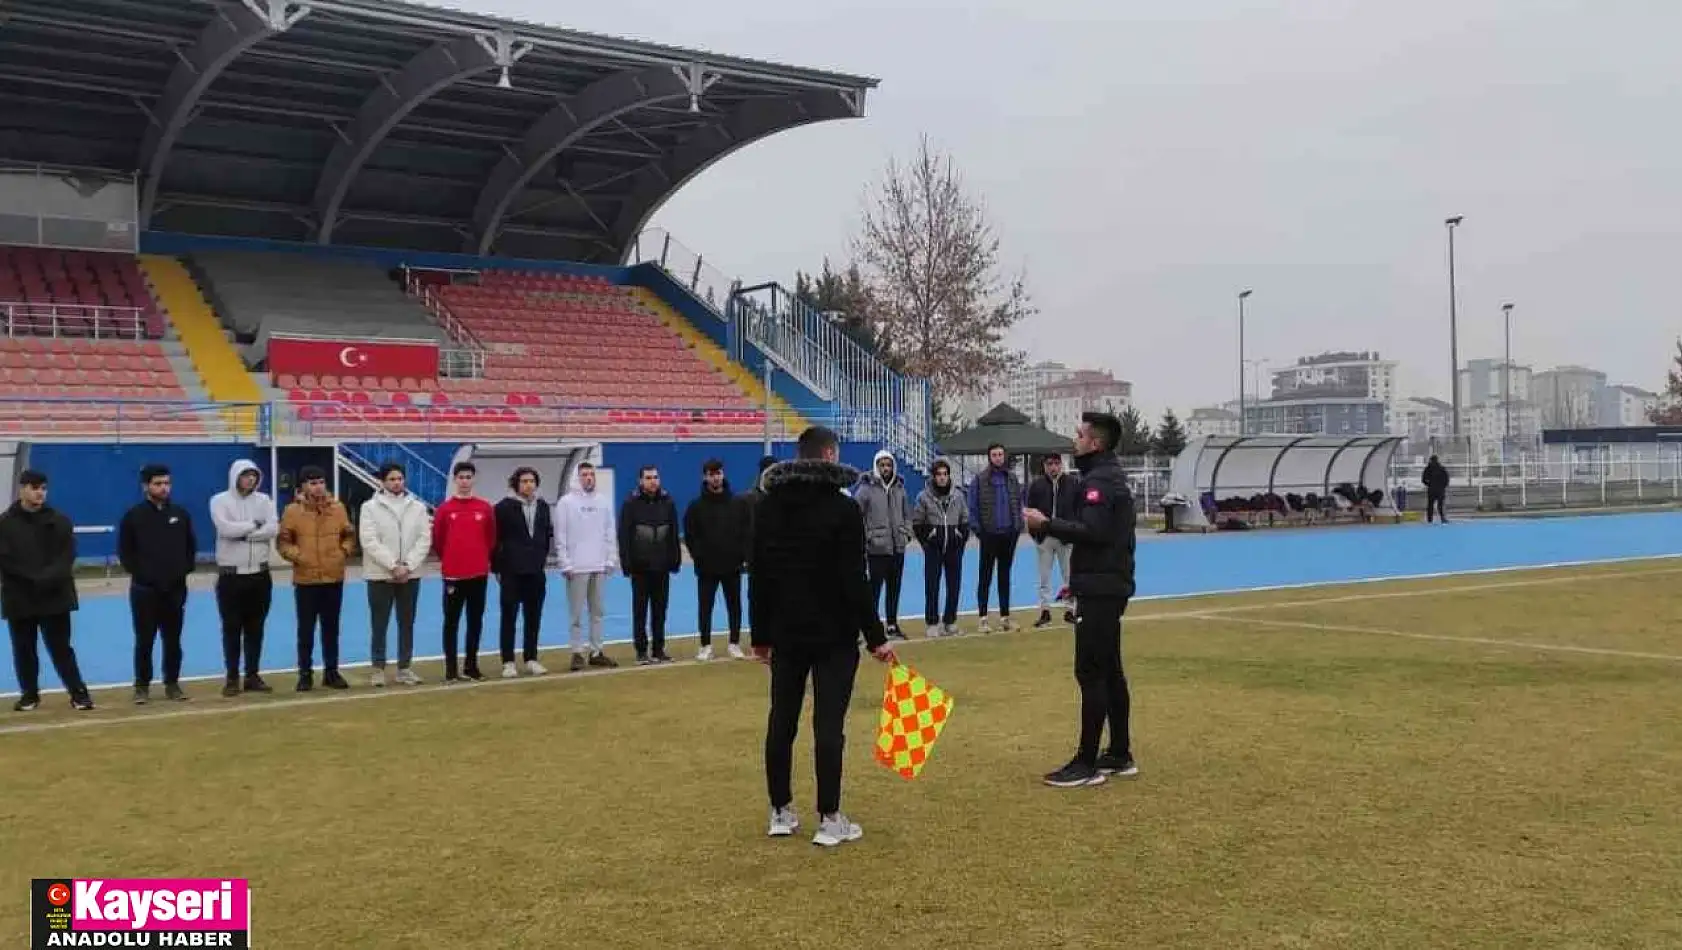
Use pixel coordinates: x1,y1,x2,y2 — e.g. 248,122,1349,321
751,425,895,847
1024,411,1139,789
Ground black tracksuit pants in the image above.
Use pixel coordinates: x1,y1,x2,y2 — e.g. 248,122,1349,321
867,553,905,628
1073,595,1131,765
630,571,670,656
977,534,1017,617
922,540,964,627
443,576,488,678
214,570,271,680
131,581,188,688
765,643,861,816
499,572,546,663
8,614,87,698
295,582,344,675
696,571,742,647
1426,491,1448,522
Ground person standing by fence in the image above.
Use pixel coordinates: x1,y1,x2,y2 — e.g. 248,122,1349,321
277,465,356,692
359,463,431,687
119,463,197,705
494,466,553,678
1,470,93,712
912,458,968,638
1423,455,1451,524
968,444,1023,633
209,460,277,696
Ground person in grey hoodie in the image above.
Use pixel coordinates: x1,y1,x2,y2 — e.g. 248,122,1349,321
209,459,278,696
854,448,912,640
912,458,968,637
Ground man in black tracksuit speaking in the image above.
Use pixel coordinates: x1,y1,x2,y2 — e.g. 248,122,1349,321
1025,411,1138,789
118,463,198,705
751,426,895,847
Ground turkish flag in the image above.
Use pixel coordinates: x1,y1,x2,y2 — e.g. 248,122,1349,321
268,335,439,379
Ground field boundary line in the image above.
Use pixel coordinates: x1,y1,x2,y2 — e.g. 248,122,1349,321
3,558,1680,738
1197,614,1682,663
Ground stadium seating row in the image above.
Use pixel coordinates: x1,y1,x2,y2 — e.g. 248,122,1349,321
0,246,164,337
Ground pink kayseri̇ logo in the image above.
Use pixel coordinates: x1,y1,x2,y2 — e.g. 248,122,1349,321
73,879,247,931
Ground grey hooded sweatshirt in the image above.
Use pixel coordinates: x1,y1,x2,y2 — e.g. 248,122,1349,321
209,459,278,574
854,448,912,556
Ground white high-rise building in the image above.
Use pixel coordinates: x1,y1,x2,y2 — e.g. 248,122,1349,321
1185,406,1240,439
1603,385,1658,427
1039,370,1132,439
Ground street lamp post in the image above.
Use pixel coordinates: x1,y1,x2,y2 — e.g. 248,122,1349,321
1445,216,1464,447
1238,290,1253,435
1503,302,1515,484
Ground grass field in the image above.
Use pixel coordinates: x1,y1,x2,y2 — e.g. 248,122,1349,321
3,559,1680,949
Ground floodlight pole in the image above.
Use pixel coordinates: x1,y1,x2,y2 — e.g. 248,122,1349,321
1502,302,1514,487
1238,290,1252,435
1445,216,1464,445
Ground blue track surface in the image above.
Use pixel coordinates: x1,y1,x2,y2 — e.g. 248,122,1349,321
8,512,1681,694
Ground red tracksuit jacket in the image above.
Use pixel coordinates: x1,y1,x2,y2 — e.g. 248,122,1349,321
432,495,497,580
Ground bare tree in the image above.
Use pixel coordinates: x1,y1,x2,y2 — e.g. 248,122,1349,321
852,136,1032,399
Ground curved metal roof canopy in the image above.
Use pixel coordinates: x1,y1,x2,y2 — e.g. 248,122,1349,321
0,0,876,263
1167,434,1404,506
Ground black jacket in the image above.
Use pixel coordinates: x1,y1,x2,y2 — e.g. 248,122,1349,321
1025,471,1084,535
618,490,681,574
492,496,554,576
741,487,767,567
683,482,748,576
1043,452,1137,601
1423,460,1450,494
0,502,79,620
749,459,886,652
118,499,197,589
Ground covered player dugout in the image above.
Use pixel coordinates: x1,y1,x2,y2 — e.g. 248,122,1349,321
1166,434,1404,530
0,0,877,262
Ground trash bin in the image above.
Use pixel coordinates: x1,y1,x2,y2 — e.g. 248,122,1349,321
1159,493,1187,533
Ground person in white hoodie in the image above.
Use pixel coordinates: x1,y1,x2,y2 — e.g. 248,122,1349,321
358,462,431,686
209,459,278,697
554,461,619,672
852,449,912,640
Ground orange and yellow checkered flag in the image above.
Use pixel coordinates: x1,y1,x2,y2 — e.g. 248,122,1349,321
873,662,955,780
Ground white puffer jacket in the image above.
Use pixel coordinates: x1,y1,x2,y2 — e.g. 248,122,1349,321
358,490,431,580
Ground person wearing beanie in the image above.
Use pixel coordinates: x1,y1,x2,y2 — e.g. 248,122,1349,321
912,458,968,637
209,459,278,696
1024,411,1138,789
276,464,356,692
434,461,497,682
118,463,197,705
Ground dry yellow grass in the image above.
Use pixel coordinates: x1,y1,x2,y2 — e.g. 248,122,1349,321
2,562,1679,949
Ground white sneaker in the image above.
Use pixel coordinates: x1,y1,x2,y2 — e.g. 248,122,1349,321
945,624,963,637
1001,617,1018,632
727,643,745,660
696,645,713,662
812,813,863,847
370,667,388,688
525,659,548,676
978,618,995,634
396,668,423,687
767,806,800,837
501,662,519,679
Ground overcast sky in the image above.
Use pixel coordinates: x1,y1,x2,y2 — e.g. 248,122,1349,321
467,0,1681,419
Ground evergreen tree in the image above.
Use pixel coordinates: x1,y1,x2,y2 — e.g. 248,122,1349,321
1650,338,1682,424
1153,409,1188,457
1115,405,1155,457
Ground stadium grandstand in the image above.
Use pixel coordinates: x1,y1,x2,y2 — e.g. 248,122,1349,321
0,0,930,539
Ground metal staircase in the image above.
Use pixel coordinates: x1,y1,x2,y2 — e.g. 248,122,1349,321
337,440,449,509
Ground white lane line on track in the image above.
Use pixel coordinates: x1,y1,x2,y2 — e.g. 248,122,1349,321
1193,614,1682,663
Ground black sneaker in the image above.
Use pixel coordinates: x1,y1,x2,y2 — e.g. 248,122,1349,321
132,685,149,705
569,654,587,672
1043,759,1106,788
652,651,673,664
13,694,39,712
1034,610,1054,628
221,678,241,698
887,625,907,641
589,653,618,669
70,693,94,712
635,653,651,666
1097,752,1138,778
243,675,272,694
460,668,484,682
1063,609,1078,625
322,671,350,690
164,683,189,702
296,672,314,693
